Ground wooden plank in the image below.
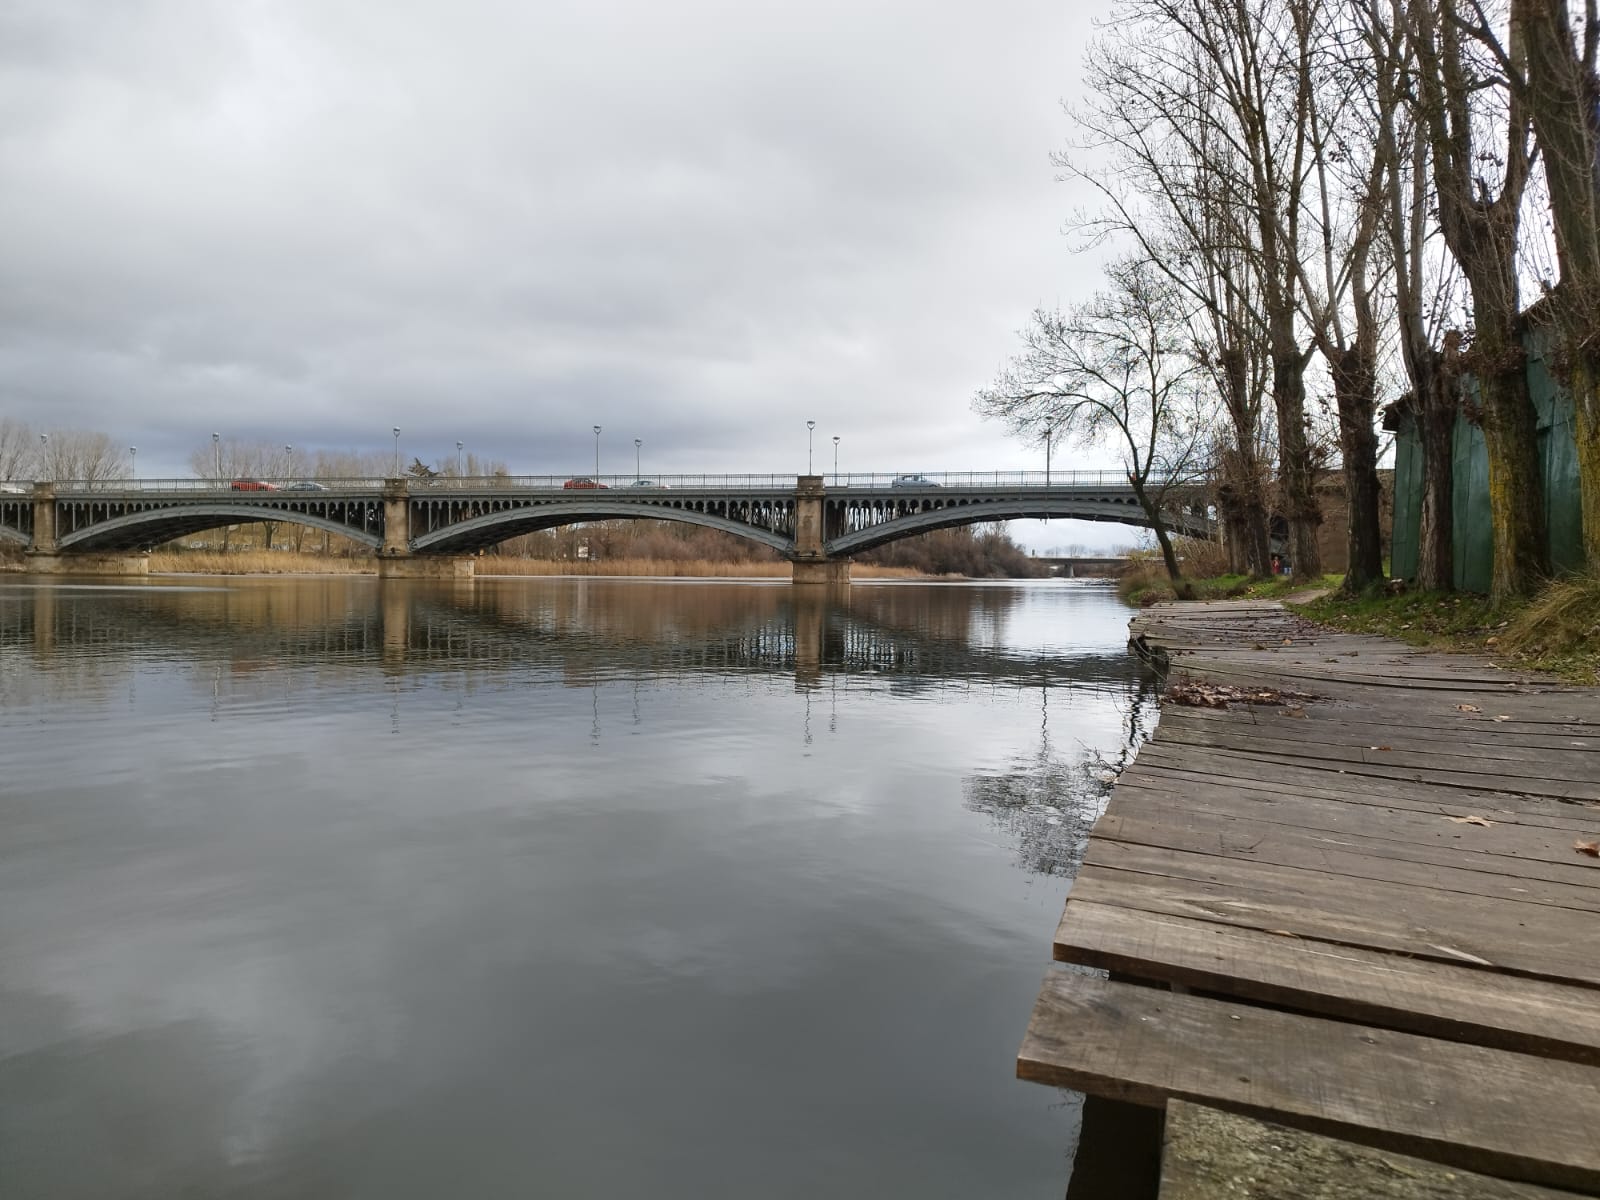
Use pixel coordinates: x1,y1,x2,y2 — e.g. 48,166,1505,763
1053,901,1600,1065
1129,743,1600,817
1103,787,1600,887
1093,807,1600,912
1069,857,1600,986
1159,1101,1584,1199
1164,703,1600,750
1154,723,1600,786
1018,972,1600,1192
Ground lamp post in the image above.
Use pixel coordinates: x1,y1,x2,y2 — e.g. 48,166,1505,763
130,446,137,479
457,440,463,475
39,432,47,476
1045,425,1053,485
392,427,400,477
593,425,602,481
806,420,816,474
285,445,293,480
832,435,840,484
634,437,641,481
212,432,220,483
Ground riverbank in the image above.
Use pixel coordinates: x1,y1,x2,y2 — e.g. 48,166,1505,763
135,551,932,580
1020,599,1600,1195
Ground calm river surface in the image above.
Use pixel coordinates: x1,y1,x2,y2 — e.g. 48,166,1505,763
0,576,1153,1199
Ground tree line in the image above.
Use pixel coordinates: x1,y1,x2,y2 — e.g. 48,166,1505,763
977,0,1600,602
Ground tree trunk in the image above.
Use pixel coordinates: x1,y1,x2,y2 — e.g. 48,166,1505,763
1328,347,1385,592
1135,484,1184,585
1474,342,1549,601
1270,333,1322,580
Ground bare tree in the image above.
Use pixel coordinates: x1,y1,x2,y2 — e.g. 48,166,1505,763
0,418,34,483
1069,11,1278,575
975,259,1211,585
1502,0,1600,564
1410,0,1548,600
39,430,128,486
1361,0,1462,589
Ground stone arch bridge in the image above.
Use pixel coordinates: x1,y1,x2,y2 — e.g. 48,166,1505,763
0,472,1212,582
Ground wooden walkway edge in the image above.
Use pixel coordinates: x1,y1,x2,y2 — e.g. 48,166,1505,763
1019,600,1600,1195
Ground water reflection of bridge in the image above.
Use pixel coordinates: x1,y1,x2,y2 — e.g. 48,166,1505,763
1,580,1145,694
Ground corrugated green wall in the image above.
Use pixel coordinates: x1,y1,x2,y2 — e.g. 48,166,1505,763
1391,330,1585,592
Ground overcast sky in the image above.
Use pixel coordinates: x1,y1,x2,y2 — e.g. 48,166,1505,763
3,1,1133,545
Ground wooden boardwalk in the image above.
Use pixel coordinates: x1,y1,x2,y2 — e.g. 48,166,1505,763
1019,600,1600,1196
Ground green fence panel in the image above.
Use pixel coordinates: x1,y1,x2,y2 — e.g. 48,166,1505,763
1528,346,1585,575
1390,416,1421,581
1451,414,1493,594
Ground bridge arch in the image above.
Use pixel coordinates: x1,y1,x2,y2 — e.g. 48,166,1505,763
826,497,1212,557
0,524,29,547
410,500,795,557
57,505,386,553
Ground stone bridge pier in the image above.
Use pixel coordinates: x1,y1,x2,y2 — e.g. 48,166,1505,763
377,480,476,580
23,486,150,576
791,475,850,586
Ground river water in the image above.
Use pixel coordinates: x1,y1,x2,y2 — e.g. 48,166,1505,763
0,576,1153,1199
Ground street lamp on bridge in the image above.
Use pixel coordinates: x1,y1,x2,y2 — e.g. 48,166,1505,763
832,436,840,484
593,425,602,481
285,445,293,480
1044,425,1053,485
457,441,463,475
392,427,401,477
130,446,137,479
212,432,220,482
806,420,816,474
634,437,641,481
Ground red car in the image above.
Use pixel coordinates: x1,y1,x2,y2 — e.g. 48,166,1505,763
230,480,279,491
562,477,608,489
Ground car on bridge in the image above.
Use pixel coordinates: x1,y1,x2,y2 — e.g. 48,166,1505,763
563,477,608,489
230,480,278,491
890,474,940,489
627,479,669,489
286,481,328,491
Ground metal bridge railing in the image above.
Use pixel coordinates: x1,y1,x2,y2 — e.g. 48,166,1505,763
20,469,1189,494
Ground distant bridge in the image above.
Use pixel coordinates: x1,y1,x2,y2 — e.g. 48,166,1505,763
1033,556,1132,578
0,472,1212,583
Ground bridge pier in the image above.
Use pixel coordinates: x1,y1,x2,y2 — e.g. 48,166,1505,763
23,552,150,576
792,475,851,586
790,558,850,586
377,555,477,580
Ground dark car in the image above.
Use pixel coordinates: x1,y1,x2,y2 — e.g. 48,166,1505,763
230,480,278,491
563,477,608,489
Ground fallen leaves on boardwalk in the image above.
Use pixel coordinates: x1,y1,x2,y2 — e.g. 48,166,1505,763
1576,840,1600,858
1163,677,1316,710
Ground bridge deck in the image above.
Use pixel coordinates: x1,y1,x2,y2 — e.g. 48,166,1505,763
1019,601,1600,1194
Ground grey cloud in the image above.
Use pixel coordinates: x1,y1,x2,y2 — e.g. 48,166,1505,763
1,0,1121,538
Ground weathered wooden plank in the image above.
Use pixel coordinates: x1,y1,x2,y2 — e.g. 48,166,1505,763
1158,1101,1584,1199
1130,743,1600,816
1094,809,1600,908
1070,856,1600,986
1103,787,1600,886
1165,703,1600,750
1053,902,1600,1065
1154,723,1600,786
1018,972,1600,1192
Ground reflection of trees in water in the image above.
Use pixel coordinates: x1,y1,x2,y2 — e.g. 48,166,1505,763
963,678,1157,877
